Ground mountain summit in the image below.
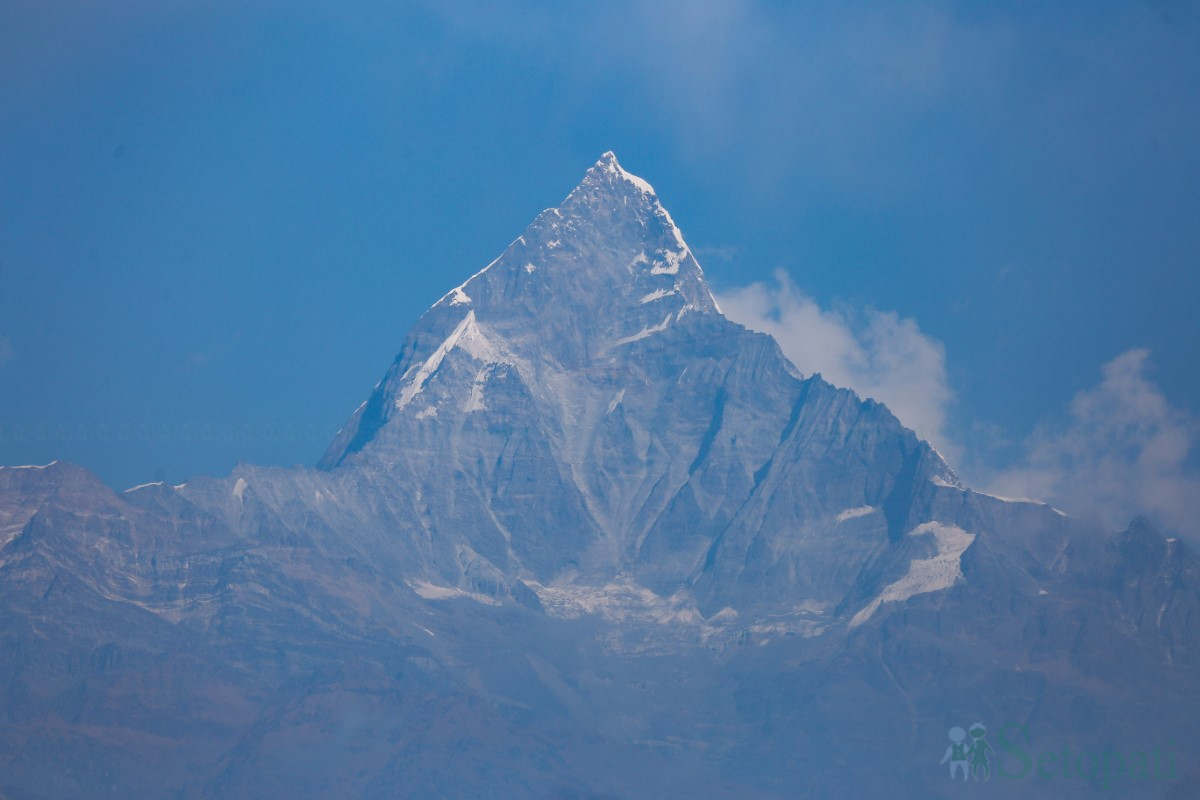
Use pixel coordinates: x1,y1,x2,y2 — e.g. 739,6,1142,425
321,152,719,470
317,153,959,619
1,155,1197,799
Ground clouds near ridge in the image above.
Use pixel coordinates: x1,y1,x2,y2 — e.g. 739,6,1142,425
982,348,1200,537
716,272,955,455
720,276,1199,538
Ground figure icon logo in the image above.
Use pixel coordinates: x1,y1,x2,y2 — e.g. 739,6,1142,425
941,722,993,781
941,727,970,780
969,723,994,781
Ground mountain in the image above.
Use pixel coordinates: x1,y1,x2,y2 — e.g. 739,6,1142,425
1,154,1197,799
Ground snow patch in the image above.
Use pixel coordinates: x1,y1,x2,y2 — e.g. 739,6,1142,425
532,579,703,626
931,475,963,489
850,522,976,628
396,310,508,411
524,263,536,273
597,152,657,196
980,490,1037,503
607,389,625,414
528,577,830,649
650,248,685,276
622,172,654,195
416,406,438,420
406,580,501,606
651,198,691,253
613,314,673,347
747,600,832,640
123,481,163,493
232,477,248,501
639,288,675,304
836,506,876,523
978,490,1068,517
464,366,491,413
433,254,502,310
0,461,59,470
456,314,506,363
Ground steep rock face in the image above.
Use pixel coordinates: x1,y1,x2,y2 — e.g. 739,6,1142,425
1,155,1198,799
321,151,719,469
314,153,956,615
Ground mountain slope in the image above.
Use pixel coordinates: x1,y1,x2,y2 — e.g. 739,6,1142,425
1,154,1197,799
316,152,960,621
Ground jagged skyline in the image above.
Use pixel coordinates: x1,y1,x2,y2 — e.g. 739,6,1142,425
1,147,1195,797
3,3,1198,538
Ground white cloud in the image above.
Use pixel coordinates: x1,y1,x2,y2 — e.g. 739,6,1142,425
981,349,1200,537
719,280,1199,538
716,271,955,456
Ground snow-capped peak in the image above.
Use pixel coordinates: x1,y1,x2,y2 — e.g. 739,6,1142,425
417,152,720,327
574,152,694,261
590,151,657,196
320,154,725,468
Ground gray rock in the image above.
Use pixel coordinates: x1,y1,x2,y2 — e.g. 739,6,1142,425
0,154,1196,799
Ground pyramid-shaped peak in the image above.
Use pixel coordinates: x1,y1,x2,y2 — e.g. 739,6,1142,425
578,151,658,198
419,153,712,324
320,154,726,468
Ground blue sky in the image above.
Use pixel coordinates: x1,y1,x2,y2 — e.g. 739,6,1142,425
2,1,1198,535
